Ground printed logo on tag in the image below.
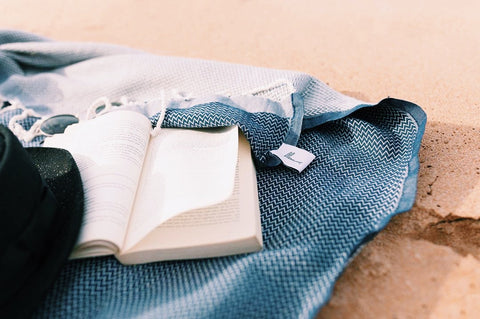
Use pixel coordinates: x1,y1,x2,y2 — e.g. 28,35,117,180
270,143,315,172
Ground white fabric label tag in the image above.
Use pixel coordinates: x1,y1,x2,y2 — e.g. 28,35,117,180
270,143,315,173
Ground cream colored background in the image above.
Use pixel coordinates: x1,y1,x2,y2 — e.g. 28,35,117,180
3,1,480,317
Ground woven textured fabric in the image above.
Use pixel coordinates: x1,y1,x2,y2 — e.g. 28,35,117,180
0,30,426,318
158,104,291,163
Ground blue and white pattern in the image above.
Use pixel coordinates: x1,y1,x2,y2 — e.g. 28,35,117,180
0,30,426,318
158,104,291,164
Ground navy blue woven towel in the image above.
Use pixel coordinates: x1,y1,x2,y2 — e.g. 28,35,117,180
0,30,426,318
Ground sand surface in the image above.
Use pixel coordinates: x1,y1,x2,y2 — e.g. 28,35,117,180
3,1,480,317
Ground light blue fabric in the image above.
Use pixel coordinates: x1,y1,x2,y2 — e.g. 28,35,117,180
0,30,426,318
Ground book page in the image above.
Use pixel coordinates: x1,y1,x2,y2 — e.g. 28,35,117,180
123,126,239,251
44,110,152,256
117,132,262,264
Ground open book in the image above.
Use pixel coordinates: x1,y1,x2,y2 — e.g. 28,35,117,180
44,110,263,265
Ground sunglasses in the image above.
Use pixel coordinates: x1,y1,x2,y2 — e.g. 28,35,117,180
1,102,79,142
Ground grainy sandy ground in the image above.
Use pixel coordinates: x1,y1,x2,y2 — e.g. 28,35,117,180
3,1,480,317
